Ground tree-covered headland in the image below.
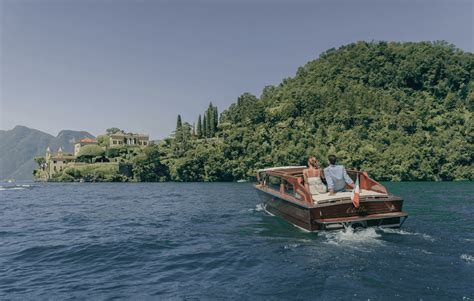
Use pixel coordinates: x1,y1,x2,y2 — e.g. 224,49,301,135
38,41,473,182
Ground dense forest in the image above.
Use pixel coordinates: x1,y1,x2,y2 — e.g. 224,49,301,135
157,41,472,182
40,41,473,182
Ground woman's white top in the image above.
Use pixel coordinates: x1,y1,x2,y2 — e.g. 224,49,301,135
307,176,327,194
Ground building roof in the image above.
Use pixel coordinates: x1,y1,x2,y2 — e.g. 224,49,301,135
77,138,97,143
109,132,149,138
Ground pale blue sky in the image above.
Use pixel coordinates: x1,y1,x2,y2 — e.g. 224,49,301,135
1,0,472,139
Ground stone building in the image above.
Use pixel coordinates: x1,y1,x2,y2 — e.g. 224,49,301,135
45,147,75,176
109,132,149,148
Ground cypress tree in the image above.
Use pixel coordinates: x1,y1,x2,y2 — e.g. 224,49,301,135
206,109,212,137
196,115,202,138
174,114,183,155
202,114,207,138
182,122,191,148
213,106,218,131
176,114,183,141
208,102,215,137
176,114,182,127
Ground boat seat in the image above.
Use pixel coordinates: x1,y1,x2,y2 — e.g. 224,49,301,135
312,189,388,203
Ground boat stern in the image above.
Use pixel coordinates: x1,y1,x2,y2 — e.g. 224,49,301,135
315,211,408,230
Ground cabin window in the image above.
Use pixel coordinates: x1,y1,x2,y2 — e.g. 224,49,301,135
283,180,294,196
268,176,281,191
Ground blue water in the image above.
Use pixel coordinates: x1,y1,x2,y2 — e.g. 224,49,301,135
0,182,473,300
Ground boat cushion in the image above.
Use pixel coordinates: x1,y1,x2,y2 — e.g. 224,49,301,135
312,189,388,203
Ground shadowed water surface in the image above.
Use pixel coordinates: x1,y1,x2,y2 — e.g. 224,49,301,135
0,182,473,300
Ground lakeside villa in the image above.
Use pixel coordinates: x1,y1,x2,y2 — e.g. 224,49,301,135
109,132,149,148
36,130,150,180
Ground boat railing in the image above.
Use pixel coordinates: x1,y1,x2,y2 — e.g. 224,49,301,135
257,167,389,206
347,170,388,194
257,169,315,206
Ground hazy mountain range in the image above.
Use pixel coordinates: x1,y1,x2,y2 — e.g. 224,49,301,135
0,125,94,180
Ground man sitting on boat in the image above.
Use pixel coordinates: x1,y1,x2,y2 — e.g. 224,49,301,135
324,154,354,195
303,157,327,194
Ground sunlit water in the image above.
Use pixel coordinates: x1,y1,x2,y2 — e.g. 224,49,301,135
0,182,473,299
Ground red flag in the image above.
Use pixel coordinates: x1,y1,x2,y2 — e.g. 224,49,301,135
351,176,360,208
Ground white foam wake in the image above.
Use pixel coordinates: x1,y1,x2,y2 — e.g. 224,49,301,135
322,227,384,249
247,203,265,213
0,186,26,191
460,254,474,263
255,203,265,212
379,228,435,242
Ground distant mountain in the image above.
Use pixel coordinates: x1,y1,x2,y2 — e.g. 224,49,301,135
0,126,94,180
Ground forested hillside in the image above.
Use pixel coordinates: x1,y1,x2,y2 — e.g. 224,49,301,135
160,41,472,181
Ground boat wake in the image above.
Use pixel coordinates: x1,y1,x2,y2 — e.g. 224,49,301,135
460,254,474,264
283,243,301,249
321,227,384,249
248,203,266,213
379,228,435,242
0,184,35,191
251,203,277,217
254,203,265,212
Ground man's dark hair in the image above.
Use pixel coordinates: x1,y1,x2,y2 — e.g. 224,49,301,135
328,155,337,165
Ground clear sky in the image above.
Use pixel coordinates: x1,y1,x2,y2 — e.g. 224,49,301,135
1,0,472,139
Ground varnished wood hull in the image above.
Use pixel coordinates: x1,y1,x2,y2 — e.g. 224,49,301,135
256,188,407,232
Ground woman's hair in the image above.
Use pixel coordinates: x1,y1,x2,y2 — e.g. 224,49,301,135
308,157,319,168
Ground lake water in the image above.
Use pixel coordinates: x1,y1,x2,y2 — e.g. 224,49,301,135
0,182,473,300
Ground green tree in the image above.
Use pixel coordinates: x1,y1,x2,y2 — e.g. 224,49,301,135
197,115,203,138
132,145,169,181
97,135,110,147
174,114,183,155
208,102,216,137
77,144,105,163
106,128,122,135
205,108,212,137
175,115,183,140
213,106,219,134
202,114,207,138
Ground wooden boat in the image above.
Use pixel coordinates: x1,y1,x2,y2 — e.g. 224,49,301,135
254,166,408,231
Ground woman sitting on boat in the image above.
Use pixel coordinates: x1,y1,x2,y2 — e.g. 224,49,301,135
303,157,327,194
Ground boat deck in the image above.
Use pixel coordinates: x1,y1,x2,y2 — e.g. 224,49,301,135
312,189,387,204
